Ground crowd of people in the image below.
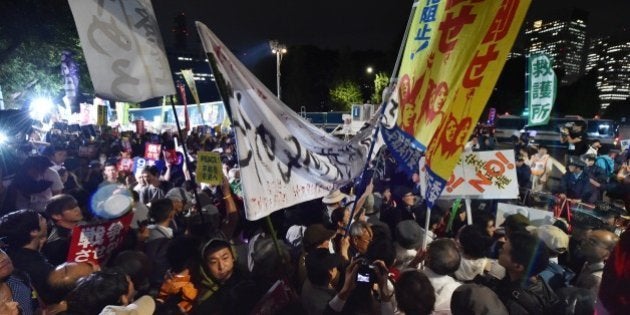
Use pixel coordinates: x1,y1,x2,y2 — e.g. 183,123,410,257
0,117,627,315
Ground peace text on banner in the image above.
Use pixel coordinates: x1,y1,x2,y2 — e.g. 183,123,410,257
196,151,223,186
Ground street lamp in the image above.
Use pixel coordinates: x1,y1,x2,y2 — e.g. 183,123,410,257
269,40,287,100
366,66,374,74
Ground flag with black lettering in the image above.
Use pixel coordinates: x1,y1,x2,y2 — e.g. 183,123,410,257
196,22,378,220
67,0,175,102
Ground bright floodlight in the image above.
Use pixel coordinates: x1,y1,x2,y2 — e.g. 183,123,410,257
30,97,54,120
0,132,6,144
366,66,374,74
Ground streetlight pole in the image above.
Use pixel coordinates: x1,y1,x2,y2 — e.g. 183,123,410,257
269,40,287,100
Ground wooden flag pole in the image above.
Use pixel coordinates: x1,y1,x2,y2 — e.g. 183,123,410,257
168,95,204,225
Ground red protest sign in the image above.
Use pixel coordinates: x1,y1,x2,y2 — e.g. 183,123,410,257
144,143,162,161
66,212,133,265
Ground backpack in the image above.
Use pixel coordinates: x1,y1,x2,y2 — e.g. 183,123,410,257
507,277,570,315
596,156,614,178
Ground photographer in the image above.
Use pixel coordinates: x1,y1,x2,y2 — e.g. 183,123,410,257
324,258,396,315
561,121,587,162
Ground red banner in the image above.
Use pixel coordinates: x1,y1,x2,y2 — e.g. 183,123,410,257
67,212,133,265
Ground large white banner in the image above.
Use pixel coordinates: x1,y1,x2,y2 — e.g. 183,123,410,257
196,22,378,220
420,150,519,199
68,0,175,102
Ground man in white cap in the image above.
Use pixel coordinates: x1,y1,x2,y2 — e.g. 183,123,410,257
322,189,349,218
535,224,574,291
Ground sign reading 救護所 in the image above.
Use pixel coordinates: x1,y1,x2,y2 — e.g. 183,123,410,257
527,54,557,127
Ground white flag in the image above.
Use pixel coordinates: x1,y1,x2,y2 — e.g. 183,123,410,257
68,0,175,102
196,22,378,220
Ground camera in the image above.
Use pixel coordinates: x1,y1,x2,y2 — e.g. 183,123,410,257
356,259,376,285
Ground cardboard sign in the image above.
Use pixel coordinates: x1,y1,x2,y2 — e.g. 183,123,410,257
495,203,555,227
67,212,133,264
144,143,162,161
196,151,223,185
420,150,519,199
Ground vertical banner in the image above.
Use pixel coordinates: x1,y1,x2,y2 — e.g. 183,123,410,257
382,0,522,173
67,0,175,102
96,104,108,126
527,54,556,126
61,50,80,113
116,102,130,125
423,0,532,208
196,151,223,185
177,82,190,131
181,69,206,125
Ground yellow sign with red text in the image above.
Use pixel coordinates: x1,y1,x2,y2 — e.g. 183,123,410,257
423,0,531,206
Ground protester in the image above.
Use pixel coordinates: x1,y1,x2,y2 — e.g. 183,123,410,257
42,194,84,265
530,145,552,193
193,238,261,314
574,229,619,295
493,231,558,314
423,238,462,315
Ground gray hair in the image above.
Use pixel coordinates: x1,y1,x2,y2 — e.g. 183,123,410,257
349,220,371,237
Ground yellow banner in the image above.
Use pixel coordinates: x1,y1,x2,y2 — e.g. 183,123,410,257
397,1,501,150
196,151,223,185
181,69,206,124
424,0,531,205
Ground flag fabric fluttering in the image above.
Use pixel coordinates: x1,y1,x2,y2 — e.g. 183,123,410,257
181,69,206,125
381,0,532,209
527,53,557,126
67,0,175,103
196,22,379,220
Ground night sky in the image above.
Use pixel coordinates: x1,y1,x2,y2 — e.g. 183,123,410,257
153,0,630,52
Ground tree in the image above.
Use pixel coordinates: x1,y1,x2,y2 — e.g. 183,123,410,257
0,0,92,109
329,80,362,111
370,72,389,104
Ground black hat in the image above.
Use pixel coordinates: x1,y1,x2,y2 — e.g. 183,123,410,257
303,224,336,252
395,220,423,250
568,157,586,168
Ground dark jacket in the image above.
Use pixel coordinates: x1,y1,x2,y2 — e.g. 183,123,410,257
558,171,594,201
516,163,532,188
493,276,561,315
41,225,72,266
193,268,261,315
7,247,56,304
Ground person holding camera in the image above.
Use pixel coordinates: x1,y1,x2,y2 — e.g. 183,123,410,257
561,121,587,163
324,257,397,315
